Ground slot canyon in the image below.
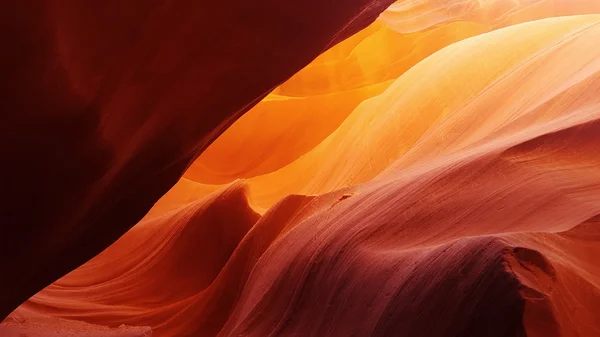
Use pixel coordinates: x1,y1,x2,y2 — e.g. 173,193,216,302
2,0,600,336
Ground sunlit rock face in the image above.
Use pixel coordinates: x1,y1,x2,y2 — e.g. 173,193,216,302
3,0,600,336
0,0,393,322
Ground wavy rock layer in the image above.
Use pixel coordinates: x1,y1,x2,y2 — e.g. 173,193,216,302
4,1,600,337
185,0,600,188
0,0,393,320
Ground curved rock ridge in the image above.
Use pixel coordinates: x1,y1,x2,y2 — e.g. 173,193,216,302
4,9,600,337
502,216,600,337
180,12,600,212
16,185,325,336
0,0,395,320
185,0,600,186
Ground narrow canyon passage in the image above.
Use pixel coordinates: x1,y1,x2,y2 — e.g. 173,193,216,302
2,1,600,336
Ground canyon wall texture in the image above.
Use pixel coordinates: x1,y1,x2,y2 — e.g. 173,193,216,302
0,0,393,321
3,0,600,336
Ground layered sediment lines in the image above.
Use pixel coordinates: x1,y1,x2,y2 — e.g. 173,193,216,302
185,0,600,188
182,8,600,212
0,0,395,320
5,10,600,337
